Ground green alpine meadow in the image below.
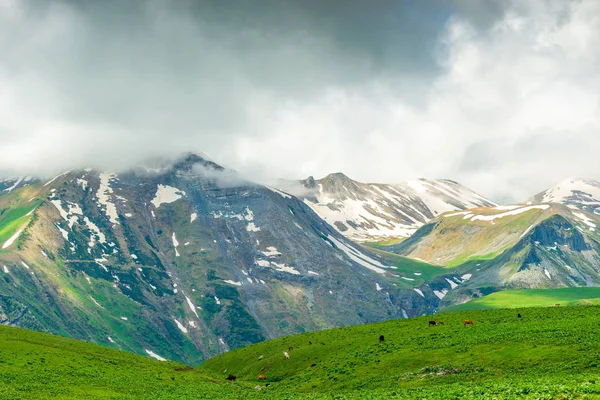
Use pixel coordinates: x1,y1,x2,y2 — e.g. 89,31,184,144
3,305,600,399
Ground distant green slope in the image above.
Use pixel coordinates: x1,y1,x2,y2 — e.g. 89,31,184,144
443,287,600,312
0,185,42,247
367,246,448,288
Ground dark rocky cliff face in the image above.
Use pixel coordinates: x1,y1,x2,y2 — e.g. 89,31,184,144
529,215,589,251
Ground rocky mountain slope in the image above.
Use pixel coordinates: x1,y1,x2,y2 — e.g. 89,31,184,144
0,154,430,364
384,201,600,308
274,174,496,242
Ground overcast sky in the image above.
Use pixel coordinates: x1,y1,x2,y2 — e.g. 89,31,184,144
1,0,599,203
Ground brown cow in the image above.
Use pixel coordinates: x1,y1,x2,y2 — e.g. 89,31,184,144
437,321,445,326
554,304,561,307
464,320,474,327
258,375,266,381
428,320,437,327
226,374,237,381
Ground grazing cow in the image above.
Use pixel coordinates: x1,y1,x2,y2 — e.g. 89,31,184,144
226,375,237,381
379,335,385,342
517,313,522,318
288,346,294,351
258,355,264,360
258,375,266,381
308,341,312,345
283,351,290,359
554,304,561,307
437,321,444,326
428,320,437,327
463,320,474,327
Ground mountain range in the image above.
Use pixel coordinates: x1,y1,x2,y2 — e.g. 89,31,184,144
0,154,429,363
2,154,600,364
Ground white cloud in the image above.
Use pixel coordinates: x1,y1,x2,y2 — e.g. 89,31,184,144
231,0,600,202
0,1,599,202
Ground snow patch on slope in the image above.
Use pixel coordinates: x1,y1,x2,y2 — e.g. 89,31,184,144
469,205,549,223
262,246,281,257
2,229,23,249
84,217,106,246
266,185,292,198
97,173,120,224
246,223,261,232
174,318,188,334
571,211,596,229
255,259,300,275
172,232,180,257
327,235,387,274
145,349,167,361
151,185,186,208
50,200,79,229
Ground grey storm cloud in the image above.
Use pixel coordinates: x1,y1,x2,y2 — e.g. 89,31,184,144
0,0,599,203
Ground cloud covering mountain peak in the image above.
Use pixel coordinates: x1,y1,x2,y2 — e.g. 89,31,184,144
1,0,599,203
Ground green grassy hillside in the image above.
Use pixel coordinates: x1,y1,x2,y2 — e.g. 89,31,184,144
0,324,241,399
201,305,600,399
444,287,600,312
5,306,600,399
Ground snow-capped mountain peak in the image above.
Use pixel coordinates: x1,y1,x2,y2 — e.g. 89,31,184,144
405,178,498,216
533,178,600,212
274,174,496,241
